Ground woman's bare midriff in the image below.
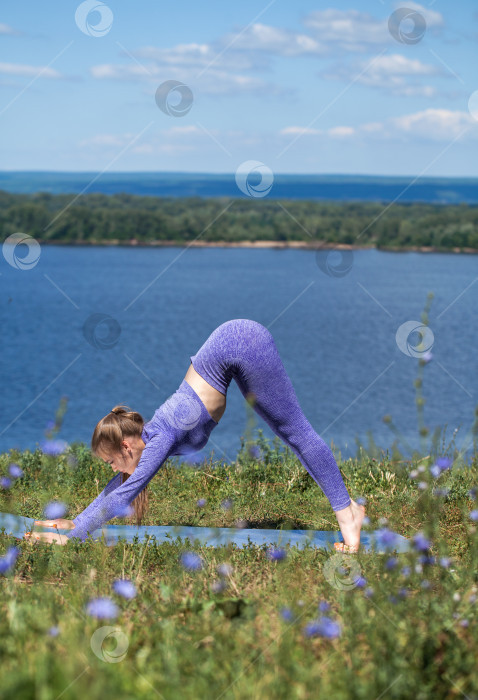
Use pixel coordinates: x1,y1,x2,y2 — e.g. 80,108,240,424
184,363,227,423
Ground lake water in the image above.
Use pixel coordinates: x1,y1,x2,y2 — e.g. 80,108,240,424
0,245,476,464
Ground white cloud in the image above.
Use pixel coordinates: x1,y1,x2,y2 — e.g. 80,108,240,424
0,23,16,35
90,60,279,96
218,22,327,57
390,108,476,139
322,53,443,97
89,6,449,99
78,125,203,152
281,109,478,144
280,126,321,136
328,126,356,138
303,9,389,52
0,62,63,78
393,2,444,30
304,6,444,52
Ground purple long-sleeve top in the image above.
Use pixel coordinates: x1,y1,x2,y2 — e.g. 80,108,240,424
67,379,218,541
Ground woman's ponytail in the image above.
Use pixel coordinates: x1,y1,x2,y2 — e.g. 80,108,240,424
91,404,149,526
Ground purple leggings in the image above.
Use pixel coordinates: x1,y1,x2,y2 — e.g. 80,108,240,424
190,319,351,511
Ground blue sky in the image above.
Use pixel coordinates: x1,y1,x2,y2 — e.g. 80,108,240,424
1,0,477,175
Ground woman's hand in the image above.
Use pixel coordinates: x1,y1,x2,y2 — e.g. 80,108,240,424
22,519,76,545
33,519,76,530
24,531,69,545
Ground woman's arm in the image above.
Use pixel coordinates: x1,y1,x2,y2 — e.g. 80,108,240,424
66,435,173,542
69,471,123,533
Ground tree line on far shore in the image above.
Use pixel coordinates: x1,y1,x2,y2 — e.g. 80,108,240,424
1,189,477,250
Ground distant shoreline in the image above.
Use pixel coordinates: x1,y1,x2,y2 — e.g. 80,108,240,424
37,239,478,254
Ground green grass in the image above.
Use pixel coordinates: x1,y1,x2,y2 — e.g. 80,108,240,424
1,429,478,700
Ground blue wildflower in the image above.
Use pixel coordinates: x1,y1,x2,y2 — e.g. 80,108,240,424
375,528,399,550
434,487,450,497
266,547,287,561
364,587,374,598
221,498,233,510
468,488,477,500
436,456,452,471
353,576,367,588
356,497,367,506
48,626,60,637
430,464,441,479
196,498,207,508
180,552,203,571
8,463,23,478
385,557,398,570
460,619,469,628
217,563,233,577
388,595,398,604
41,439,68,456
44,501,67,519
211,580,227,593
304,617,341,639
401,566,411,577
85,597,119,619
318,600,330,612
112,579,137,599
280,607,294,622
398,588,409,598
413,532,431,552
0,477,12,489
419,555,435,566
0,546,20,575
439,557,451,568
248,445,261,459
469,510,478,522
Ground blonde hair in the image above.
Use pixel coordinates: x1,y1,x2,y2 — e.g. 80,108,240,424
91,404,149,525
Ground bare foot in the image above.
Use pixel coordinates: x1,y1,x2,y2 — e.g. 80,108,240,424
333,499,366,553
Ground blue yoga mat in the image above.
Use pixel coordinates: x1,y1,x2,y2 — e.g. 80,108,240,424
0,511,410,553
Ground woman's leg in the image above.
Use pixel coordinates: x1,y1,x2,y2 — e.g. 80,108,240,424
227,320,365,549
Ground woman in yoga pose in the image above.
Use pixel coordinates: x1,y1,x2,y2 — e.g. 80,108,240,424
26,319,365,552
